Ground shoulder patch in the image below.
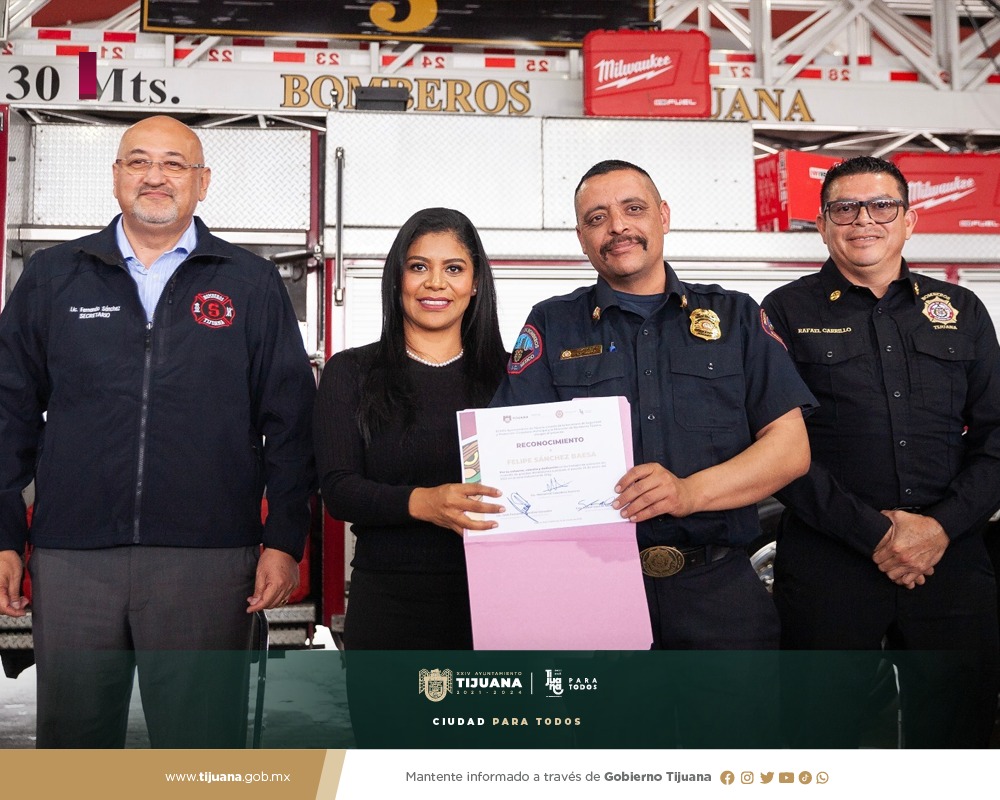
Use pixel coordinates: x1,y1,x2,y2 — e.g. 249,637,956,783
760,308,786,349
507,324,542,375
920,291,959,329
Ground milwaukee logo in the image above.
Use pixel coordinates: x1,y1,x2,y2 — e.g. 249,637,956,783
594,54,673,91
909,176,977,210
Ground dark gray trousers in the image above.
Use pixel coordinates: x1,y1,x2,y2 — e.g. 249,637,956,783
30,545,258,748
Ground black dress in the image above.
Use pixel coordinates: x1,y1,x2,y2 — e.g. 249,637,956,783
315,342,493,649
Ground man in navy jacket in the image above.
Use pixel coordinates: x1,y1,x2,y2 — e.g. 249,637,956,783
0,115,316,747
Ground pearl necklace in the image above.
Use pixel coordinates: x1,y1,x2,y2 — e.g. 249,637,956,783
406,348,464,368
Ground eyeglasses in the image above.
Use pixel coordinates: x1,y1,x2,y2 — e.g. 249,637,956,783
823,198,905,225
115,158,205,176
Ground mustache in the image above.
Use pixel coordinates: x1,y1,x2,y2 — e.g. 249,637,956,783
601,234,648,257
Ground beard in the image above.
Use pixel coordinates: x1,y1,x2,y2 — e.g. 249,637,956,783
131,192,179,225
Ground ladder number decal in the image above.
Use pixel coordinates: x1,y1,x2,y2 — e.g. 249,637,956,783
99,46,124,60
1,42,13,56
208,49,234,63
828,68,851,81
316,52,340,66
526,59,549,72
6,65,60,101
729,65,753,78
421,55,445,68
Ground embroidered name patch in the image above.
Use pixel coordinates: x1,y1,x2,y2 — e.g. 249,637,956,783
192,291,236,328
70,304,121,320
508,324,542,374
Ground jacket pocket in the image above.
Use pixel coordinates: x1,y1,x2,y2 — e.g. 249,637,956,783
911,329,974,416
793,332,874,402
551,352,626,399
670,344,745,430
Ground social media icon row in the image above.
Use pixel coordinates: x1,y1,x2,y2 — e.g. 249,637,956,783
720,770,829,784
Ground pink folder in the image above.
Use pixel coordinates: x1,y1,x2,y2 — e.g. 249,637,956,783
458,397,653,650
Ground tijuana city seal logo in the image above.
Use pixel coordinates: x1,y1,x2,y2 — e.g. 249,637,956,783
689,308,722,341
191,291,236,328
418,668,454,702
920,292,959,329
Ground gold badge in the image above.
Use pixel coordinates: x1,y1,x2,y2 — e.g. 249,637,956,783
640,546,686,578
921,292,959,328
560,345,603,360
591,306,601,321
829,290,841,302
689,308,721,341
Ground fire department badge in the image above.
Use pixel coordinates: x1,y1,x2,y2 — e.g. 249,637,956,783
192,291,236,328
921,292,959,328
689,308,721,341
418,668,454,702
508,324,542,374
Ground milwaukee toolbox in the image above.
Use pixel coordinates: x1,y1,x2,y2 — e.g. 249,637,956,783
582,29,711,117
755,150,839,231
891,153,1000,234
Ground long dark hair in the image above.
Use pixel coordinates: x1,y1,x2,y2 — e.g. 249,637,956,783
358,207,506,442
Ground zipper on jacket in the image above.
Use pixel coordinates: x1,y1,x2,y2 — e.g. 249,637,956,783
132,320,154,544
166,272,179,307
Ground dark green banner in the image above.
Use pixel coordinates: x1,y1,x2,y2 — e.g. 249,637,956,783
254,649,907,749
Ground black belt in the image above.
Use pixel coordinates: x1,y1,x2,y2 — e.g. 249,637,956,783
639,545,732,578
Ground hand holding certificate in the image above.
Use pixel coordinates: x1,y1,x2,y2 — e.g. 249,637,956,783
458,396,630,536
457,397,652,649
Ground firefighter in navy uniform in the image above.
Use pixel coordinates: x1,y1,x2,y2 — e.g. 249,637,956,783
493,160,816,746
762,156,1000,748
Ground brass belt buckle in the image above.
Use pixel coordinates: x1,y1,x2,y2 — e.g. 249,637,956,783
640,546,685,577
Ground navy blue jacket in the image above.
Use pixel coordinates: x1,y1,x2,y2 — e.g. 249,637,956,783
0,217,315,559
492,262,816,549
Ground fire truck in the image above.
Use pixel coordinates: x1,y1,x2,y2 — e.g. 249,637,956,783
1,1,999,670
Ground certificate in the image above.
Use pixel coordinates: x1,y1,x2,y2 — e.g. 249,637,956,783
458,395,630,536
457,397,652,650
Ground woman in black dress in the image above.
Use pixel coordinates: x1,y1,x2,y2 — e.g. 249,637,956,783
315,207,507,650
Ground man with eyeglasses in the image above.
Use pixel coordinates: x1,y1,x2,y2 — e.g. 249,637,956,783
0,115,316,747
762,155,1000,747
